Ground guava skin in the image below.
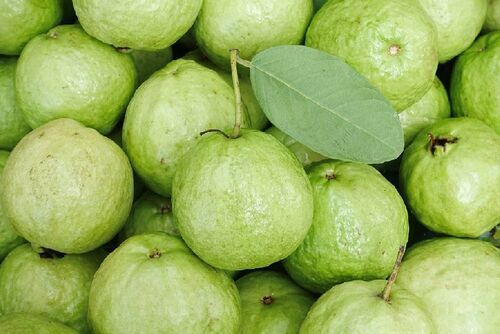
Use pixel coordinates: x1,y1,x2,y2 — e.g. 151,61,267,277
15,25,137,135
0,244,105,333
306,0,438,111
0,313,78,334
172,130,314,271
284,161,409,293
451,31,500,133
0,58,31,150
299,280,436,334
194,0,314,70
88,233,241,334
483,0,500,32
400,118,500,237
130,47,173,84
236,270,315,334
1,119,134,254
0,0,63,55
123,59,251,197
73,0,202,50
397,238,500,334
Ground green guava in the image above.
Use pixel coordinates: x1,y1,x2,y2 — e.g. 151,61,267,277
0,0,63,55
398,76,451,146
1,119,134,253
236,270,315,334
451,31,500,133
0,244,105,333
400,117,500,237
483,0,500,32
412,0,487,62
88,233,241,333
306,0,438,111
194,0,314,70
0,313,77,334
122,58,252,197
299,280,435,333
283,161,408,293
173,130,313,270
15,24,137,135
73,0,202,50
130,47,173,84
397,238,500,334
0,57,31,150
118,191,178,242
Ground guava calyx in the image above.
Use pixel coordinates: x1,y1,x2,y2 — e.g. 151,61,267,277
148,249,162,259
260,295,274,305
427,133,458,155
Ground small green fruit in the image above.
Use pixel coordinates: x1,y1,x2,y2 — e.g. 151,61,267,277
0,313,77,334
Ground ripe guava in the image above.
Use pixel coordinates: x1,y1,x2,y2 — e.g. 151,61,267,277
0,313,77,334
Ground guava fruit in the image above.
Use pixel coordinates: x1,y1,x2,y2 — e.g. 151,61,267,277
397,238,500,334
0,244,105,333
88,233,241,334
398,76,451,146
194,0,314,70
483,0,500,31
400,117,500,237
0,313,77,334
412,0,487,62
123,58,252,197
1,119,134,253
236,270,315,334
0,57,31,150
73,0,202,50
15,24,136,134
173,129,313,270
0,0,63,55
306,0,438,111
118,191,178,242
451,31,500,133
283,161,408,293
130,47,173,84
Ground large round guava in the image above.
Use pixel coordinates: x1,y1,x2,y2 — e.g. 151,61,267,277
0,313,77,334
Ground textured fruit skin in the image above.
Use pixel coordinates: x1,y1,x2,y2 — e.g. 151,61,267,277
400,118,500,237
299,280,436,334
194,0,314,70
284,161,409,293
0,58,31,150
1,119,134,254
88,233,241,334
306,0,438,111
130,47,173,84
398,76,450,146
483,0,500,32
451,31,500,133
0,244,105,333
0,313,77,334
236,270,315,334
398,238,500,334
123,59,251,197
413,0,487,62
15,25,137,135
173,130,314,270
0,0,63,55
73,0,202,50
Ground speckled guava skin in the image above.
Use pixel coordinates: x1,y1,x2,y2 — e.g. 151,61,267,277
130,47,173,84
194,0,314,70
88,233,241,334
73,0,202,50
299,280,436,334
0,313,77,334
236,270,315,334
483,0,500,31
400,118,500,237
15,25,136,135
0,244,105,333
1,119,134,254
306,0,438,111
398,238,500,334
172,130,314,271
0,58,31,150
0,0,63,55
123,59,252,197
284,161,409,293
451,31,500,133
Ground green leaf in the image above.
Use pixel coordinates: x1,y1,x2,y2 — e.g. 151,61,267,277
249,45,404,164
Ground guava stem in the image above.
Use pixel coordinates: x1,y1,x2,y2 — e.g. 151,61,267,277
200,129,230,138
230,49,243,139
380,245,406,302
235,56,252,68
